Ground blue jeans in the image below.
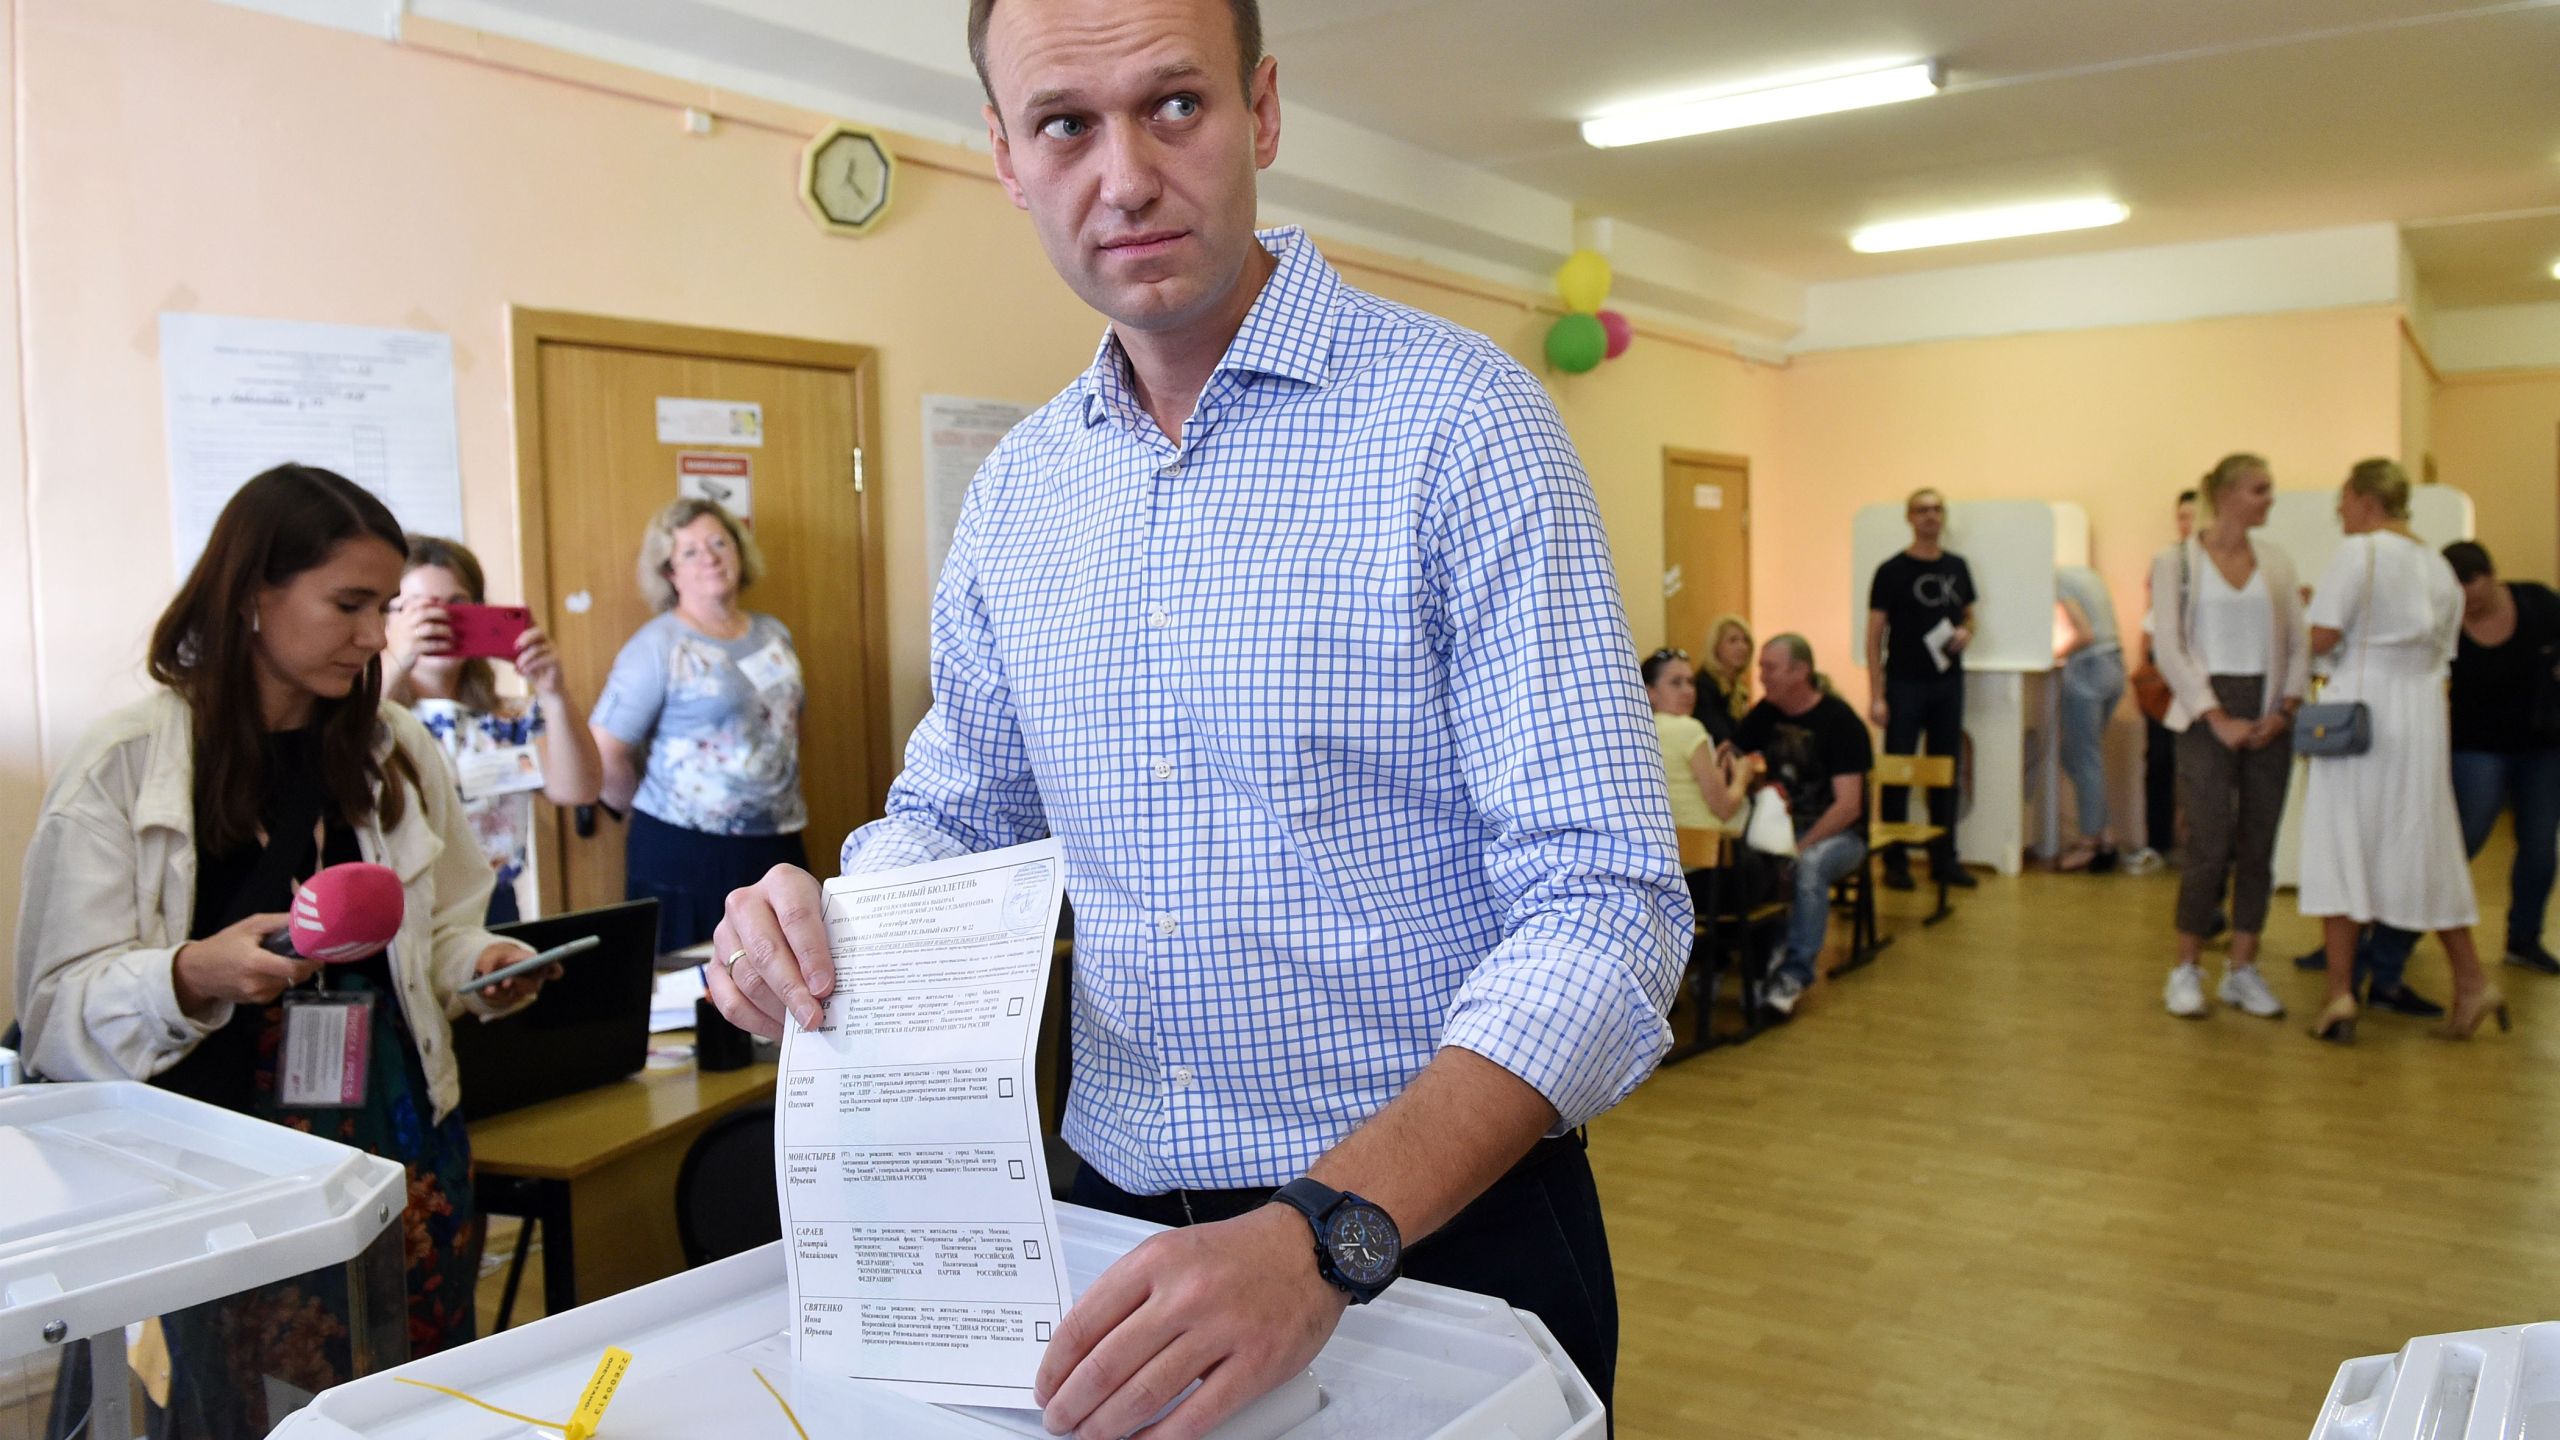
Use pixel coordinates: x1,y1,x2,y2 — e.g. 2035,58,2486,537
2365,747,2560,989
1779,832,1869,988
2060,649,2125,838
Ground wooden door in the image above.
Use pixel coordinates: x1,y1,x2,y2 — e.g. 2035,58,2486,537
1663,449,1751,657
511,311,890,917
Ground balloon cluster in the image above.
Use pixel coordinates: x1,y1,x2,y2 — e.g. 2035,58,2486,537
1545,249,1633,375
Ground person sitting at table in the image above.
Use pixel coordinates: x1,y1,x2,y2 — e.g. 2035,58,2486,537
1733,635,1873,1021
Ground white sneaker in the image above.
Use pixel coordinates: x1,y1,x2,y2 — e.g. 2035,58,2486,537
2164,963,2207,1018
1762,974,1805,1017
2217,964,2286,1019
2121,847,2164,876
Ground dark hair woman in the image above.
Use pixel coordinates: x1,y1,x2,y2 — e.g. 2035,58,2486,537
386,533,603,925
13,465,557,1430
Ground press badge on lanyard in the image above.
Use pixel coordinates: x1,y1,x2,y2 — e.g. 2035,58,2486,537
280,987,372,1109
734,638,798,695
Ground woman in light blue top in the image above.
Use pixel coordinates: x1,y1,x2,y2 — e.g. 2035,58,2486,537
2054,564,2126,871
590,499,807,950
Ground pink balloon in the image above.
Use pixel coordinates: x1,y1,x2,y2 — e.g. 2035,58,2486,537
1598,310,1634,360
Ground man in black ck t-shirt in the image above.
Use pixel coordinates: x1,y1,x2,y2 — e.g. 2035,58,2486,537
1865,488,1978,891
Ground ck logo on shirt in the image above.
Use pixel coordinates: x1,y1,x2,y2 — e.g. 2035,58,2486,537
1913,573,1965,607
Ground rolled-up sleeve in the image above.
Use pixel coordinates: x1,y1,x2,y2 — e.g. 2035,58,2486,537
841,485,1051,878
1424,370,1689,1131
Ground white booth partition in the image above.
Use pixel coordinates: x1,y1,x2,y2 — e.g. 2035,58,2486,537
1852,500,2089,876
2266,485,2476,889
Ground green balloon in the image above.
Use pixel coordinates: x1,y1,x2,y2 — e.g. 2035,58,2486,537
1546,313,1606,374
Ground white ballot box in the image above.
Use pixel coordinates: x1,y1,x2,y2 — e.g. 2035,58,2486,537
2307,1321,2560,1438
0,1082,408,1440
273,1202,1604,1440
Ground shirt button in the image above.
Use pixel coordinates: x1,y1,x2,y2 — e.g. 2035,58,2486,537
1169,1065,1195,1091
1146,606,1170,629
1154,914,1178,939
1151,760,1174,780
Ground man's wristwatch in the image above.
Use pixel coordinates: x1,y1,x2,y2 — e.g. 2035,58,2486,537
1269,1178,1402,1305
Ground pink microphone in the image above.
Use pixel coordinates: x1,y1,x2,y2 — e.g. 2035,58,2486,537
263,862,405,962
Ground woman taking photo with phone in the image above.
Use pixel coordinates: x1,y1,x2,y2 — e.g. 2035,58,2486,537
14,466,555,1429
386,535,603,924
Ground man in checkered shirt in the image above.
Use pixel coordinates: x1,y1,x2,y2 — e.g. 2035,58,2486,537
711,1,1688,1434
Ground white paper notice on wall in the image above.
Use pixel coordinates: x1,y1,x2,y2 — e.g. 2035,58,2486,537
1695,483,1725,510
159,313,464,577
656,396,764,448
1664,564,1685,597
677,451,753,523
924,394,1034,588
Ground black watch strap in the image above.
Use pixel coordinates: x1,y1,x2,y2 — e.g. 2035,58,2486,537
1270,1177,1343,1226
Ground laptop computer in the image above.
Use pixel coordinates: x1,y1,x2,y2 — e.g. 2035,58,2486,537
454,898,660,1121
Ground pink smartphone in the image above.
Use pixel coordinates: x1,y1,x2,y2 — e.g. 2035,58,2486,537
445,603,532,660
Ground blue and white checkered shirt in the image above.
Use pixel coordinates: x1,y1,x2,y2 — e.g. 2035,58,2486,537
842,228,1687,1192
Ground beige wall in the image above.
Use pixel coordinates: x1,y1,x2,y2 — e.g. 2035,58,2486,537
0,7,31,1032
0,0,1779,972
2436,370,2560,586
2,0,2520,987
2402,325,2436,481
1766,307,2406,844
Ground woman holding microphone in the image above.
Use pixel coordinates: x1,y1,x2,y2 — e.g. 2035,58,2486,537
14,466,554,1427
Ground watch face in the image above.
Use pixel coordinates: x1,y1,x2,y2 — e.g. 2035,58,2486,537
803,126,893,233
1323,1202,1400,1289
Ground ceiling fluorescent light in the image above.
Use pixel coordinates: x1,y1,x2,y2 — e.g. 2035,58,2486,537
1850,199,2131,254
1581,62,1940,148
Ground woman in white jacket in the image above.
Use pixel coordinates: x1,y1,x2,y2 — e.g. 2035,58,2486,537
2146,454,2311,1021
15,465,553,1428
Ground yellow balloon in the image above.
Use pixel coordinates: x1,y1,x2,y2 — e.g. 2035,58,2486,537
1556,249,1613,313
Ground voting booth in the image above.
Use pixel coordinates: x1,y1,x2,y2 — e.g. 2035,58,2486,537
271,1203,1605,1440
1853,500,2090,875
2266,485,2476,889
2308,1319,2560,1438
0,1083,407,1440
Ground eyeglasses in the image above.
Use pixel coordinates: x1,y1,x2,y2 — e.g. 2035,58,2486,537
1648,647,1689,662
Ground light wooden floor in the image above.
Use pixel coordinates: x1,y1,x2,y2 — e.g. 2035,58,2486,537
1595,843,2560,1440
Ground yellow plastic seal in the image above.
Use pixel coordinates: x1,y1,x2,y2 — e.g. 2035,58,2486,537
563,1347,633,1440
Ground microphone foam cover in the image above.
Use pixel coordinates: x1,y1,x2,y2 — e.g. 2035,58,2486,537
288,862,406,963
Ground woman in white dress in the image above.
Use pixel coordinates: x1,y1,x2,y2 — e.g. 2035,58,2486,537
2300,459,2504,1042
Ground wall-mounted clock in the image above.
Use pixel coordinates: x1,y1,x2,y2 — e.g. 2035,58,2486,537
800,124,895,236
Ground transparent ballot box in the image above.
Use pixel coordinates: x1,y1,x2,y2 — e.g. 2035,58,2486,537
0,1083,407,1440
2308,1321,2560,1439
274,1201,1604,1440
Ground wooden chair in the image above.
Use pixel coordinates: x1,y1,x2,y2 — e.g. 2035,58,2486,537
1851,753,1960,960
1664,828,1790,1061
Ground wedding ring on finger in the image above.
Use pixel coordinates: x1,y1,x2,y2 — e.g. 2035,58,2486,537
724,948,749,975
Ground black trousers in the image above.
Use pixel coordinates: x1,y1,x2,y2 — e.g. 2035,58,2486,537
1882,671,1966,866
2144,716,2178,853
1069,1134,1620,1421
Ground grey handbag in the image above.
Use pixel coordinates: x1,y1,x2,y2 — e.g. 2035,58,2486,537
2294,699,2372,757
2295,538,2375,758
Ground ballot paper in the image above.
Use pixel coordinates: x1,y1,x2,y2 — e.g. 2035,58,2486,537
778,839,1071,1410
1924,616,1959,672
